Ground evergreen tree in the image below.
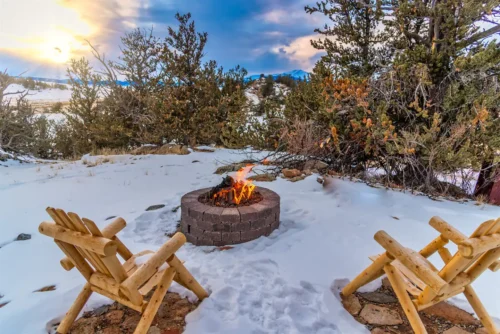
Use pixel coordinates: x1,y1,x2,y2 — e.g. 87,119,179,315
261,75,275,98
306,0,392,78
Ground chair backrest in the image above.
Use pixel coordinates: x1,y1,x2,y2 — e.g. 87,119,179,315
417,217,500,308
40,208,129,286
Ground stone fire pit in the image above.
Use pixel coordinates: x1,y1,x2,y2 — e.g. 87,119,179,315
180,187,280,246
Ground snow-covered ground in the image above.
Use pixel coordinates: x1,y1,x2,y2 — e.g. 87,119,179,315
1,149,499,334
4,84,72,102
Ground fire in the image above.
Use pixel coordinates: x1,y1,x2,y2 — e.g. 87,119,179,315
212,164,256,205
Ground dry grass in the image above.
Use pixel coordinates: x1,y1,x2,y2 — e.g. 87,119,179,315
474,194,488,207
82,157,115,167
91,147,131,156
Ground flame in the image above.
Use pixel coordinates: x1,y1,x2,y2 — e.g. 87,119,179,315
213,164,256,205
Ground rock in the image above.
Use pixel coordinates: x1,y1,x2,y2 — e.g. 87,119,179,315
282,168,302,178
101,327,121,334
70,317,98,334
382,277,392,290
214,163,246,175
289,175,306,182
360,304,403,326
304,160,329,171
371,329,393,334
121,314,141,331
342,294,362,315
105,216,116,220
247,173,276,182
131,146,157,155
174,305,192,320
147,326,162,334
423,302,480,326
443,327,470,334
193,147,215,153
34,285,56,292
161,330,181,334
360,292,397,304
16,233,31,241
105,310,124,324
146,204,165,211
93,305,110,316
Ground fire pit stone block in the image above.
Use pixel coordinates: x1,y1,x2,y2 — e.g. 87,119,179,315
181,187,280,246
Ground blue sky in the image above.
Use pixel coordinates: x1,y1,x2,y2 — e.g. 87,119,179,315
0,0,326,79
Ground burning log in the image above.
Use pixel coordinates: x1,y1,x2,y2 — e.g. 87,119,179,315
199,165,263,207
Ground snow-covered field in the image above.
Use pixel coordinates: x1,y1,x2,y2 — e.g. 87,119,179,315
4,84,72,102
1,149,500,334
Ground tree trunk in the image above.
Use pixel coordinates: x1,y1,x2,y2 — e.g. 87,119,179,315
474,158,497,197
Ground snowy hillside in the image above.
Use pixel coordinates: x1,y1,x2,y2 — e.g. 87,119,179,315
0,149,499,333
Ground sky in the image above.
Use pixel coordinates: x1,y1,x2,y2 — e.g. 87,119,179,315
0,0,327,79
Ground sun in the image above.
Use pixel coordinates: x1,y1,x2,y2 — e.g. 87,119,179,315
40,30,76,64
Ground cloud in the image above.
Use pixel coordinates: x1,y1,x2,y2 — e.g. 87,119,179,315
271,34,325,71
258,8,321,25
0,0,148,76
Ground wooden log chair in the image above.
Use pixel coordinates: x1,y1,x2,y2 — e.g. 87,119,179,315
342,216,500,334
39,207,209,334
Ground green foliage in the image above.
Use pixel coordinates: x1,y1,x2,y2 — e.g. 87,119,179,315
261,75,275,98
306,0,392,78
274,75,297,88
51,102,63,113
0,71,38,154
57,12,248,155
275,0,500,195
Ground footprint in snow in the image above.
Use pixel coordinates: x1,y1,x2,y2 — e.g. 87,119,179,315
192,259,339,334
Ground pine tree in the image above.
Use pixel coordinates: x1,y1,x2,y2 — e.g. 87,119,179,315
306,0,392,78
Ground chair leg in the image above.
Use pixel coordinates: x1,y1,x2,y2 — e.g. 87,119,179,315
134,268,176,334
167,255,209,300
463,285,499,334
384,264,427,334
342,252,393,296
57,283,93,334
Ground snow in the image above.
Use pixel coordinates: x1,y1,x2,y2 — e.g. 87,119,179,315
5,84,72,102
33,113,67,123
1,149,500,333
245,91,260,106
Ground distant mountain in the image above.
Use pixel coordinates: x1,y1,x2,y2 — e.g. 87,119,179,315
246,69,309,81
22,76,129,86
27,77,69,84
24,69,310,86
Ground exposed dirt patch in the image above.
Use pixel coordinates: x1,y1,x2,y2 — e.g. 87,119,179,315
67,291,198,334
341,279,485,333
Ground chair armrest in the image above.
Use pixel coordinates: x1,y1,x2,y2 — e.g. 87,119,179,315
429,216,468,245
101,217,127,237
374,230,447,294
60,217,127,270
458,233,500,258
121,233,186,292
